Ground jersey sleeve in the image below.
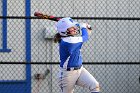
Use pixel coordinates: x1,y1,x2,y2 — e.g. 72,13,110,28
81,28,89,42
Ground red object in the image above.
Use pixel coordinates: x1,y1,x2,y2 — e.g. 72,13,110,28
49,15,55,18
34,12,43,16
57,18,61,21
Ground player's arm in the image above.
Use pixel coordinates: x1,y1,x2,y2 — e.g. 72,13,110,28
80,23,89,42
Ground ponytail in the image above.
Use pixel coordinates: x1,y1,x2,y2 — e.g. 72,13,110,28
53,33,62,43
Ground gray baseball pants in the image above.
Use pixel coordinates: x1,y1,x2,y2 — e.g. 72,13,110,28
57,66,100,93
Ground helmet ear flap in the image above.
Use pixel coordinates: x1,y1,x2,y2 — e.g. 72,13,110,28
59,31,68,36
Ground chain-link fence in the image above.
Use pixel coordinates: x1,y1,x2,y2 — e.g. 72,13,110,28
0,0,140,93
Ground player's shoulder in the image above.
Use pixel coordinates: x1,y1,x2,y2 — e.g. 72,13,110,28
61,36,82,43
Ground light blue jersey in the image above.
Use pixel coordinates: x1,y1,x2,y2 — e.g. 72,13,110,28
59,28,88,68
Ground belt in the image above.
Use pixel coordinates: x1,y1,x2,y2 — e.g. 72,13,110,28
66,66,82,71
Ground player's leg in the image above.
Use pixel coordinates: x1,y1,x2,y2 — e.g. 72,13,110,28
76,67,100,93
58,69,80,93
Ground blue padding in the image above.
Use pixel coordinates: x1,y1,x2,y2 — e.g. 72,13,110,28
25,0,31,93
0,0,11,52
0,83,27,93
0,49,11,52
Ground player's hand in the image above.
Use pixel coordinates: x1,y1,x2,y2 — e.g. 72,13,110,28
86,24,92,35
80,23,92,35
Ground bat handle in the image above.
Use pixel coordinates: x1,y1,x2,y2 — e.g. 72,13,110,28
87,24,92,30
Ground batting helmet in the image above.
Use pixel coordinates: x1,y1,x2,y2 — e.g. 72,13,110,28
56,17,78,36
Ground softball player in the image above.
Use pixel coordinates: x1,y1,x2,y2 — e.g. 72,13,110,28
54,17,100,93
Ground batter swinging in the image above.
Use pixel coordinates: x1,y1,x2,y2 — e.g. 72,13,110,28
54,17,100,93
